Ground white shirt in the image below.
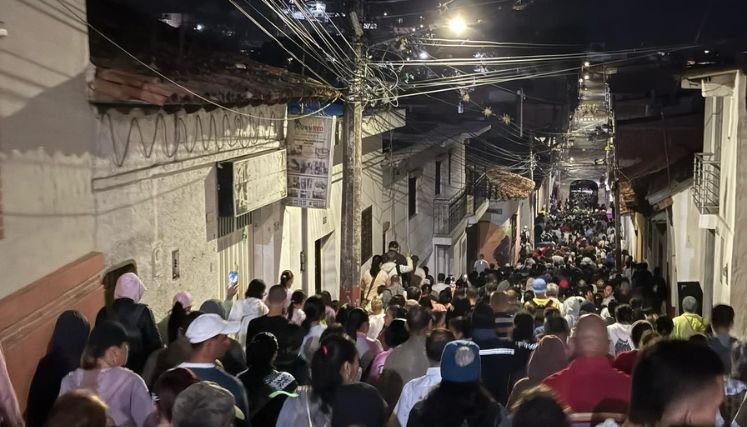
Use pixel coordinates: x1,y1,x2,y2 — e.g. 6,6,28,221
474,259,489,274
300,324,326,362
432,282,449,294
393,367,442,427
608,323,634,356
368,313,385,340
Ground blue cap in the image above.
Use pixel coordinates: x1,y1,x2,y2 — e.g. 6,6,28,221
440,340,481,383
533,278,547,294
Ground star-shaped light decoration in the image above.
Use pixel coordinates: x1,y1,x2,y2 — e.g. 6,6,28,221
462,93,470,103
483,106,493,118
501,113,512,125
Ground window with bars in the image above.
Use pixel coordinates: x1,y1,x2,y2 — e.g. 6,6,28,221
218,212,251,238
435,161,442,195
361,206,373,264
409,176,418,217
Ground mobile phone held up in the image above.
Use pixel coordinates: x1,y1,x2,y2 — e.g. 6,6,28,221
228,271,239,289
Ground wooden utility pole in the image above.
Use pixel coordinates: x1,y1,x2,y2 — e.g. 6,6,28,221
340,1,364,304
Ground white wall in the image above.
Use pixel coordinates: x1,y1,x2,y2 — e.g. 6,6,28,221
671,187,703,284
731,71,747,337
383,141,467,275
0,0,97,299
281,134,387,299
700,76,740,306
93,105,286,316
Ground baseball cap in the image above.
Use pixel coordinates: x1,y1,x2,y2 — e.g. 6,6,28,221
172,381,244,427
580,301,597,314
185,314,240,344
440,340,481,383
533,278,547,294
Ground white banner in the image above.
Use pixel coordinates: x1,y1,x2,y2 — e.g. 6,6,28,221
286,116,335,209
233,149,287,216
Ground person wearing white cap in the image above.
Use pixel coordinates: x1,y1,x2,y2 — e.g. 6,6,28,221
178,314,249,426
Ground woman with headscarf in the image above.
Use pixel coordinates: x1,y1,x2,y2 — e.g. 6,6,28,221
96,272,162,374
200,299,247,375
506,335,569,409
26,311,91,427
156,291,193,349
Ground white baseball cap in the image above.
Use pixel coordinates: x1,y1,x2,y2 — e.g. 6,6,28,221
185,313,241,344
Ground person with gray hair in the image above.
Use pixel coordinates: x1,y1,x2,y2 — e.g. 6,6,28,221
546,283,562,314
172,382,245,427
671,296,706,340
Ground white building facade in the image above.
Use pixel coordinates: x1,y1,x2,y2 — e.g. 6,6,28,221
684,68,747,334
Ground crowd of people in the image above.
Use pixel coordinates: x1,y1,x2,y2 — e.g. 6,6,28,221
0,201,745,427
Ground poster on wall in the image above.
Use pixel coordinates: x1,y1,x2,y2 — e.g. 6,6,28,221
285,115,335,209
233,149,288,216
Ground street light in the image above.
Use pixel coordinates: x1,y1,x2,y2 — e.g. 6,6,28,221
448,16,467,35
418,51,429,60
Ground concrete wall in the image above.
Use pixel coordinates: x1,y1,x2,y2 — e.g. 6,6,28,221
0,0,97,299
671,187,704,284
474,200,520,266
383,141,467,275
281,135,387,299
93,106,286,316
727,72,747,337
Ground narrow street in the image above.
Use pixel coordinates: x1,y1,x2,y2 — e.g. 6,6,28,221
2,1,747,426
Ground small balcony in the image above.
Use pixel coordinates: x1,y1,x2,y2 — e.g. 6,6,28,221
434,189,473,237
692,153,720,216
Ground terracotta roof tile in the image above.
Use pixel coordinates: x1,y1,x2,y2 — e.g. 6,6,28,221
485,168,535,201
91,55,340,108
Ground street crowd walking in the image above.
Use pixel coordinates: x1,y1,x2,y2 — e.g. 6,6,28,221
1,198,745,427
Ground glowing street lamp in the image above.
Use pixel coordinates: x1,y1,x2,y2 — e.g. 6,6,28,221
448,16,467,35
418,51,429,60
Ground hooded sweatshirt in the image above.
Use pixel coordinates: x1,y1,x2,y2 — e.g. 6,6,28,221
60,367,154,427
507,336,568,408
607,322,634,356
563,296,584,330
228,297,269,348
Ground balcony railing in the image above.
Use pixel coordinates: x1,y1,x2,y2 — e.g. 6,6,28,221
692,153,720,215
472,173,489,212
434,189,473,236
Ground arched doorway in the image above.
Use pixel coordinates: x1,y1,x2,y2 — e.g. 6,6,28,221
101,260,138,306
569,180,599,209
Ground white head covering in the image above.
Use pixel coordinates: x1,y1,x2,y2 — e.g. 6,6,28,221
114,272,146,303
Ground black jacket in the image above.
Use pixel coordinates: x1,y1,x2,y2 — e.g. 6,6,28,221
472,334,524,406
96,298,163,374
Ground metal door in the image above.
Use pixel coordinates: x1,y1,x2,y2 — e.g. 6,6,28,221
217,225,253,299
